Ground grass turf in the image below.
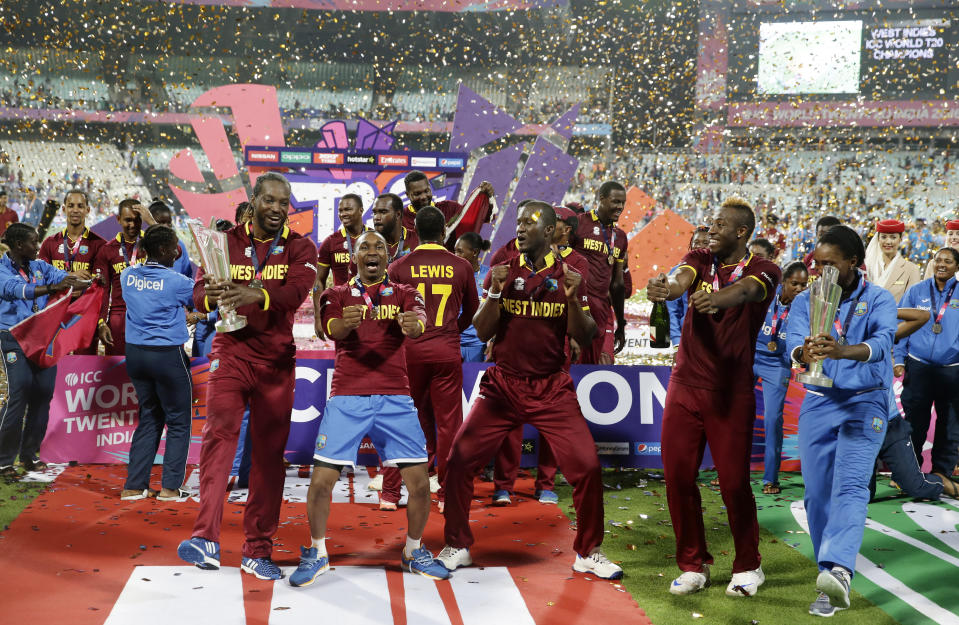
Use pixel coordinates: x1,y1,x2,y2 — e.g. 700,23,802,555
556,469,900,625
0,477,47,532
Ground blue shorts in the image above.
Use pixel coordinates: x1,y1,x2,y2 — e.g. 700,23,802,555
313,394,428,467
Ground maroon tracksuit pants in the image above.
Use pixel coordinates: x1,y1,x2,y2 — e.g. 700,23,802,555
191,354,294,559
444,366,603,557
493,428,557,493
105,311,126,356
662,381,761,573
382,359,463,503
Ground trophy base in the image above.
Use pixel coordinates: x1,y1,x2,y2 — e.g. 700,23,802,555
797,371,833,388
216,315,247,333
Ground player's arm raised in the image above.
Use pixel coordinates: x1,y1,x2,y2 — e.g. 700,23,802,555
398,284,427,338
646,265,696,302
565,266,597,348
473,263,507,342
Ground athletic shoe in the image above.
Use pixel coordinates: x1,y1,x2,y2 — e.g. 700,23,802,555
725,566,764,597
120,489,155,501
241,556,285,580
289,546,329,587
669,566,710,595
177,537,220,570
402,546,451,580
436,545,472,571
572,551,623,579
809,592,845,617
379,500,398,511
156,488,191,501
536,489,559,504
429,474,440,493
493,490,511,505
368,474,383,491
0,465,20,481
21,457,47,472
816,567,851,609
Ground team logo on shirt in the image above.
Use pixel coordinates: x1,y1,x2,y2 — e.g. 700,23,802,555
871,417,884,433
273,246,284,255
351,288,361,296
854,302,868,316
79,245,88,254
544,278,559,292
381,287,394,296
593,226,600,235
33,270,42,279
316,434,327,450
950,299,959,309
244,247,253,257
209,359,220,372
342,241,349,250
513,278,526,291
5,352,16,363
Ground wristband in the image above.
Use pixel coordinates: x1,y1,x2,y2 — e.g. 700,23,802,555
487,290,502,299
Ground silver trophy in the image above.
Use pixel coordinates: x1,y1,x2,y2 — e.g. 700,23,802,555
189,221,247,333
796,265,843,388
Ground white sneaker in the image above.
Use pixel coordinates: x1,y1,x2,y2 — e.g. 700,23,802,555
572,551,623,579
367,474,383,491
429,474,440,494
726,566,765,597
669,566,710,595
436,545,472,571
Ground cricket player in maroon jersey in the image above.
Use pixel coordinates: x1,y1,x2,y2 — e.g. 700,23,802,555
646,197,780,597
177,172,317,581
437,201,623,580
38,189,105,354
314,193,370,339
572,181,628,364
0,188,17,238
93,198,154,355
373,193,419,263
379,206,479,512
492,205,589,505
403,170,495,242
289,230,451,585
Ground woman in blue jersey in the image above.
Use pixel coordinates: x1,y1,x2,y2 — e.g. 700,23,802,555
0,223,87,479
120,225,195,501
787,225,897,617
754,261,808,495
454,232,491,362
893,246,959,481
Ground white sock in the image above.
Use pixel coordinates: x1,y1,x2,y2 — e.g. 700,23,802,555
311,537,327,557
405,536,421,555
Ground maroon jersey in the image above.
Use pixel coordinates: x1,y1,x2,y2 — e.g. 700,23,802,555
483,252,589,378
0,208,17,237
671,249,781,391
94,233,145,321
387,227,419,263
572,210,627,303
556,245,590,291
194,223,317,367
402,200,462,233
39,228,105,274
319,278,426,397
489,238,520,267
389,243,479,362
317,226,370,286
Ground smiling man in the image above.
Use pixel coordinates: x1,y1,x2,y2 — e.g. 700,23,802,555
177,172,317,581
646,197,780,598
402,170,494,246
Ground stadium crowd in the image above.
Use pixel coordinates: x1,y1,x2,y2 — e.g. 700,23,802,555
0,168,957,619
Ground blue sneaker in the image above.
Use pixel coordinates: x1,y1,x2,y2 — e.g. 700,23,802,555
177,537,220,570
289,546,330,587
493,490,511,505
402,546,451,580
241,556,285,580
536,489,559,504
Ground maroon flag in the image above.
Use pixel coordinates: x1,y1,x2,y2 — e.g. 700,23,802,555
10,284,104,368
449,187,497,242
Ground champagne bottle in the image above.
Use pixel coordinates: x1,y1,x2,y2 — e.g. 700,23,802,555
649,300,670,349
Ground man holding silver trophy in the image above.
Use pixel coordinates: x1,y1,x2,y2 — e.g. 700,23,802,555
787,225,897,618
177,172,318,581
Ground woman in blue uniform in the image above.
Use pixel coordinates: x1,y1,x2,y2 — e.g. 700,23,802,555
753,261,808,494
120,225,195,501
0,223,86,478
894,247,959,481
454,232,491,362
787,225,897,617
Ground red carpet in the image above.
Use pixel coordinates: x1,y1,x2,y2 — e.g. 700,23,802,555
0,465,649,625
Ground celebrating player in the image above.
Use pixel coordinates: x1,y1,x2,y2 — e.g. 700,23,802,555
178,172,317,581
373,193,418,262
403,170,494,243
436,200,623,581
291,230,450,586
646,198,780,597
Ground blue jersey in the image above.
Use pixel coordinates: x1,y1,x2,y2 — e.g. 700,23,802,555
665,262,687,345
754,286,792,369
121,262,194,346
460,265,489,350
787,273,897,394
173,240,195,281
0,254,68,329
893,276,959,367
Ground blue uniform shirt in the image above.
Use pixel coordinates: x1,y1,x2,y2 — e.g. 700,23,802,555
754,286,792,369
460,265,489,350
665,262,688,345
787,273,897,393
893,276,959,367
0,254,68,330
121,262,194,346
173,240,194,281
